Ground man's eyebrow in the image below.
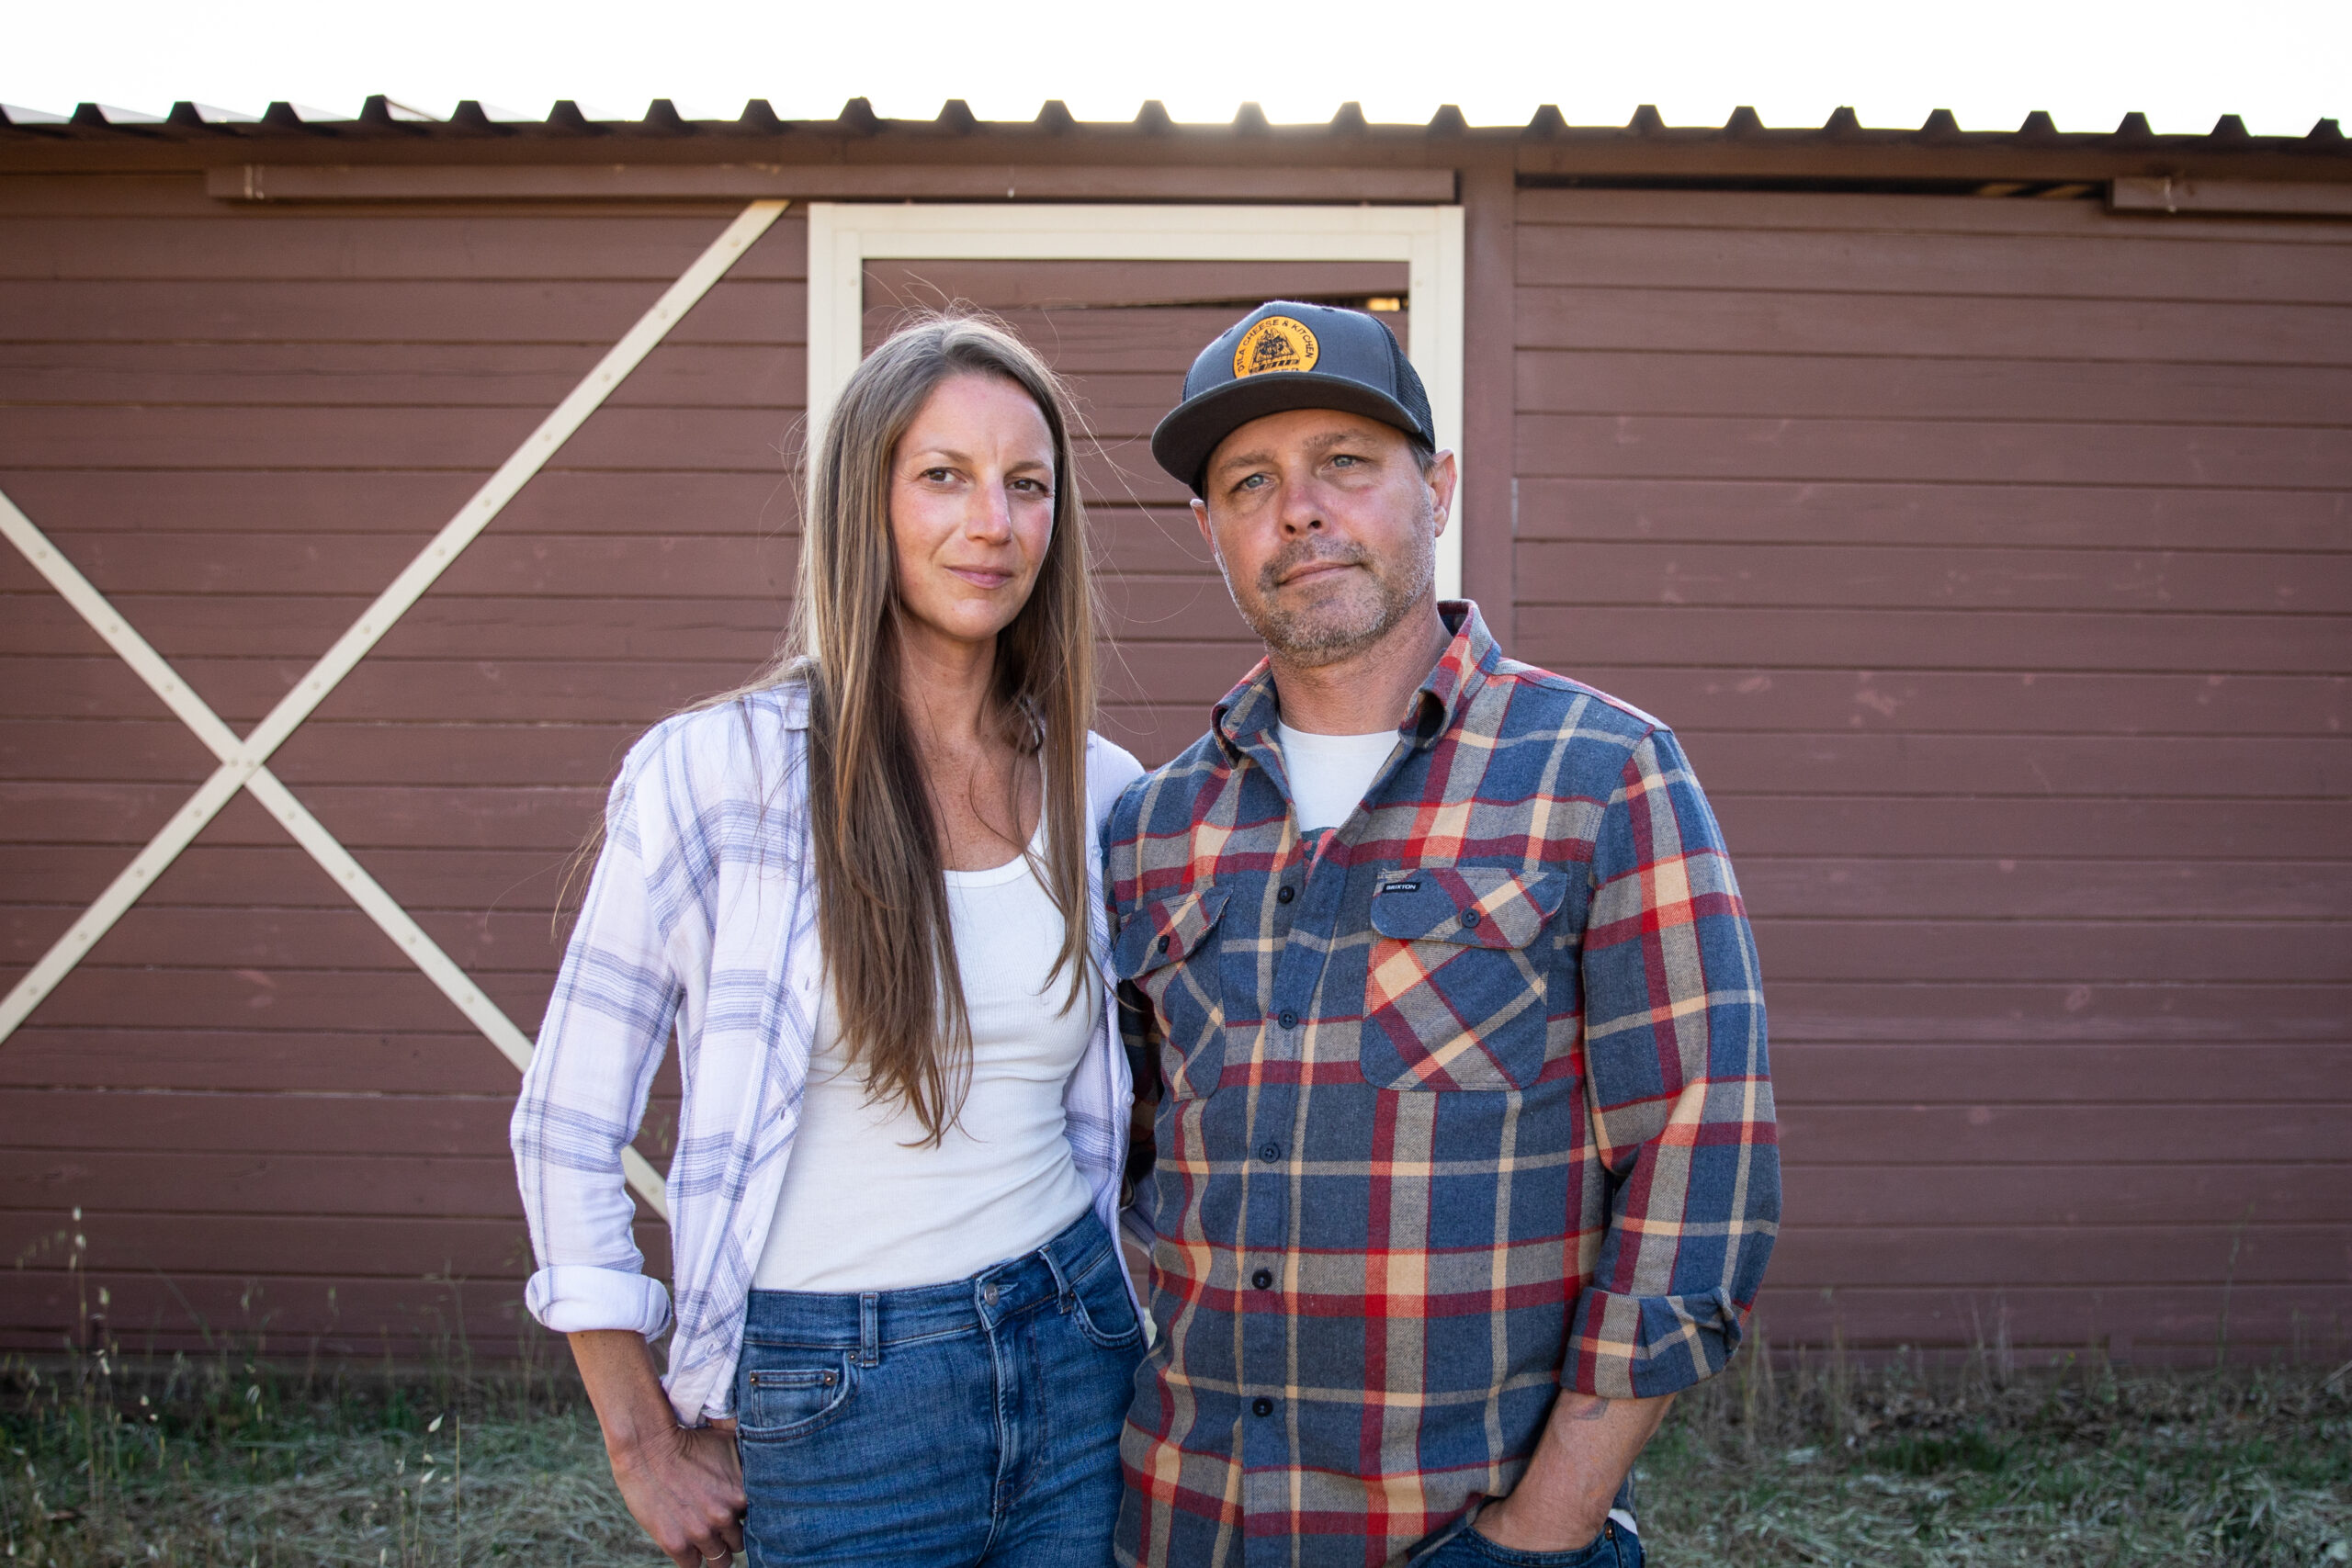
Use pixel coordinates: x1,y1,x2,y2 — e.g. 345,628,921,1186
1210,446,1274,479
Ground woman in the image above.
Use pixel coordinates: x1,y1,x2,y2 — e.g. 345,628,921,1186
512,316,1147,1568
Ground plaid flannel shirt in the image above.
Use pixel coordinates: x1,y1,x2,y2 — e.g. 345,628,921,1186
511,685,1143,1425
1106,603,1779,1568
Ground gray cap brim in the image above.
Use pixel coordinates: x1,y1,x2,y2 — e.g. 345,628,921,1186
1150,373,1429,497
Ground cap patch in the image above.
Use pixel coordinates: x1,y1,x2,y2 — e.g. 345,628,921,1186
1233,315,1318,378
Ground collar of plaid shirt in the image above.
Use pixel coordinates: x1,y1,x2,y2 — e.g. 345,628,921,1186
1106,601,1780,1568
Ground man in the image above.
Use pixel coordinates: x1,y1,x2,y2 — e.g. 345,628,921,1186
1106,302,1780,1568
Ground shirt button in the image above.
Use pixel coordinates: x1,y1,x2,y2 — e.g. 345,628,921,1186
1277,885,1295,905
1157,933,1171,953
1252,1397,1274,1417
1259,1142,1281,1163
1278,1010,1298,1030
1252,1269,1272,1290
1462,908,1482,928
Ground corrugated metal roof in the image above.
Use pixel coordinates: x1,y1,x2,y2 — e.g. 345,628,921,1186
3,94,2345,154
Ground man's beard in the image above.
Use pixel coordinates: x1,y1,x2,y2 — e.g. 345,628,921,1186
1221,499,1436,669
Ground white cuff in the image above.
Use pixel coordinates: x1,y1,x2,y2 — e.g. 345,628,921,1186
525,1264,673,1339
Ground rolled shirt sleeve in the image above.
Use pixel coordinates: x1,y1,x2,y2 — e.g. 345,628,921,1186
1566,726,1780,1399
510,751,683,1342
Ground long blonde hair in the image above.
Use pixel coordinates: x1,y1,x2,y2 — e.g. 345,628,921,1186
730,314,1098,1142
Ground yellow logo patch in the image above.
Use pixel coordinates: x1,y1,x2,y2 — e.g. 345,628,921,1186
1233,315,1319,378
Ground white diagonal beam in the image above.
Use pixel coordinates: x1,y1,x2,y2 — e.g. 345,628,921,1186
1,198,786,1214
0,497,673,1218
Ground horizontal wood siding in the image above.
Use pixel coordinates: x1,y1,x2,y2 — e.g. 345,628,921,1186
0,181,782,1354
1513,187,2352,1361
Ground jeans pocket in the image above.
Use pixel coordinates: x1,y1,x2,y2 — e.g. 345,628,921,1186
1068,1247,1145,1350
1439,1523,1622,1567
735,1350,854,1443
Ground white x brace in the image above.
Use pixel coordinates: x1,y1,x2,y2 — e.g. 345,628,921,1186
1,198,793,1220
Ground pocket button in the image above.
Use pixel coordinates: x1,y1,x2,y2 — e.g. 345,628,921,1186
1461,908,1481,928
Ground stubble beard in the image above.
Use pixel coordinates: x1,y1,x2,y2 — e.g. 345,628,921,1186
1218,493,1438,670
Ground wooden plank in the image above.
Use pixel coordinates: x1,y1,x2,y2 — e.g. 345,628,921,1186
1736,859,2352,921
0,1088,526,1155
0,213,808,281
1511,186,2352,246
1770,1224,2348,1288
0,1149,527,1216
1514,349,2352,425
1558,668,2348,739
1782,1161,2352,1227
0,341,808,409
1712,796,2349,861
2110,178,2352,220
0,404,811,474
1749,919,2352,984
1674,733,2352,800
1514,222,2352,304
1509,477,2352,552
0,1028,540,1094
1517,541,2352,615
0,277,805,344
7,530,797,599
1765,981,2349,1043
2,659,765,725
862,258,1408,310
0,1210,537,1276
1772,1042,2352,1107
1776,1103,2349,1165
1748,1282,2349,1357
0,468,797,536
0,595,794,661
1516,607,2350,676
1512,413,2352,490
212,162,1456,205
2,905,574,976
1513,285,2352,366
0,781,601,851
2,720,641,787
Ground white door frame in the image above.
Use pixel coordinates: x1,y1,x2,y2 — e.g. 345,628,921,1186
806,203,1466,598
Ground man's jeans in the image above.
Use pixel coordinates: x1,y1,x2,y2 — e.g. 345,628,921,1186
1415,1517,1644,1568
734,1210,1144,1566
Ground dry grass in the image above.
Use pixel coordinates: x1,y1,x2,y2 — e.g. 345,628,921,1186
4,1336,2347,1565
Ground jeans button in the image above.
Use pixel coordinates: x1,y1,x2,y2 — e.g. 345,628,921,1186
983,1282,999,1308
1251,1396,1273,1417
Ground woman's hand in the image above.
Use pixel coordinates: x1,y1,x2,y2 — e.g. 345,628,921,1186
609,1416,746,1568
570,1329,747,1567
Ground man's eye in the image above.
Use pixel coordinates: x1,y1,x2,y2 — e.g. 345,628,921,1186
1235,473,1270,492
1329,454,1362,468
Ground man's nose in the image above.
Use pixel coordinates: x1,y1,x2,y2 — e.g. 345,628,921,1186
1276,475,1323,535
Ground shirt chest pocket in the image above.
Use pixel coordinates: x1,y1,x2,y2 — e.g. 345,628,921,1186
1361,867,1570,1091
1113,886,1231,1101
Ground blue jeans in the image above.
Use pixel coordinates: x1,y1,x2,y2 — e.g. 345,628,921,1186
1415,1518,1643,1568
734,1210,1144,1566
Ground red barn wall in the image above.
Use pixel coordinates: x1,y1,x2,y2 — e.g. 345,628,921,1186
1,153,2346,1365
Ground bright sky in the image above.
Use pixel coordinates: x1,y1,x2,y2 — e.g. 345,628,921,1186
7,0,2346,140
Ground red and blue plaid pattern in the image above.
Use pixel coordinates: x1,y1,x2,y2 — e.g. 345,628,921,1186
1106,604,1780,1568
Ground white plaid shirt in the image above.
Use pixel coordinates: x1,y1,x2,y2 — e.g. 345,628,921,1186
511,682,1144,1424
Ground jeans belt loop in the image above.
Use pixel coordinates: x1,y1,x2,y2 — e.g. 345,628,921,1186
857,1292,880,1368
1039,1235,1077,1312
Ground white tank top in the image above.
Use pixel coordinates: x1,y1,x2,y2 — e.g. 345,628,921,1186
752,834,1098,1292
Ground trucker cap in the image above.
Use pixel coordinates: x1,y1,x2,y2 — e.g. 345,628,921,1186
1150,300,1436,496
